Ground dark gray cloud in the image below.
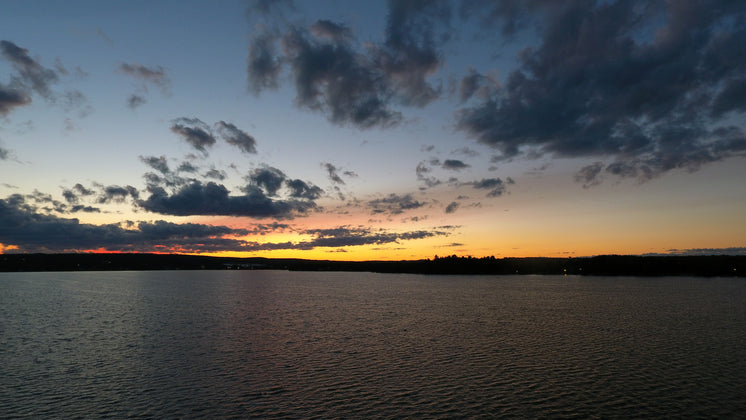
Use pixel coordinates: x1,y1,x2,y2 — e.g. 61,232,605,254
119,63,170,92
138,178,317,219
7,189,100,215
574,162,603,189
416,161,441,188
246,165,323,200
139,155,170,174
0,85,31,115
169,119,257,156
0,40,59,98
310,19,353,42
442,159,470,170
170,118,217,154
279,25,403,128
369,193,427,215
248,0,295,17
445,201,459,213
469,177,509,197
215,121,258,154
203,168,227,181
247,1,452,129
119,63,170,108
247,166,286,196
238,225,450,251
61,183,96,204
455,0,746,184
373,0,449,107
98,185,139,203
285,178,323,200
177,161,199,173
659,247,746,256
0,194,257,253
458,68,499,103
247,30,283,94
323,162,345,185
127,94,146,109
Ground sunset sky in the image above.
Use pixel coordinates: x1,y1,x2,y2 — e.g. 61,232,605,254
1,0,745,260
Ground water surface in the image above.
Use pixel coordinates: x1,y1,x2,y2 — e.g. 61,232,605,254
2,271,745,418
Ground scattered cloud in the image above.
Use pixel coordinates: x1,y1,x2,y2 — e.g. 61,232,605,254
170,117,217,155
454,1,746,184
468,177,511,197
0,194,255,253
215,121,258,154
416,161,442,188
442,159,470,171
240,225,451,251
246,0,452,129
0,40,59,99
368,193,427,215
648,247,746,256
127,94,147,109
323,162,346,185
119,62,171,93
137,180,315,218
0,85,31,116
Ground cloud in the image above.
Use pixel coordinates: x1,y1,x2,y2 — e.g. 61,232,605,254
169,119,258,156
246,1,453,129
247,30,283,94
574,162,603,189
469,177,510,197
416,161,441,188
442,159,470,170
285,178,323,200
278,25,403,128
247,166,287,195
0,194,255,253
310,19,353,42
177,161,199,173
455,1,746,184
239,225,451,251
215,121,258,154
61,183,96,204
368,193,427,215
0,85,31,116
138,178,317,219
97,184,139,203
458,67,499,103
127,94,147,109
248,0,295,17
139,155,170,174
660,247,746,256
1,195,450,253
202,168,226,181
445,201,460,213
323,162,346,184
0,40,59,99
119,62,171,92
170,117,217,154
119,62,171,108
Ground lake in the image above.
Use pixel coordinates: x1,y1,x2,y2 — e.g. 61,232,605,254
1,270,745,418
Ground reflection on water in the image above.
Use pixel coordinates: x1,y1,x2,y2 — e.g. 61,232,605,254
2,271,745,418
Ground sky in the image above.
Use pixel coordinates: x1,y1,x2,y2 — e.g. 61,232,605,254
1,0,745,260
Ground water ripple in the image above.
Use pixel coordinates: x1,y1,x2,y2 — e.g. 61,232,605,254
1,271,745,418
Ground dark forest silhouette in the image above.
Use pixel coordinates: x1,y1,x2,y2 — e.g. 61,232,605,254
1,253,744,277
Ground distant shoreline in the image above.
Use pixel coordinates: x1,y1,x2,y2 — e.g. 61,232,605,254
1,253,744,277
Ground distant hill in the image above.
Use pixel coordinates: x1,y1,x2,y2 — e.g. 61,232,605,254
1,253,744,277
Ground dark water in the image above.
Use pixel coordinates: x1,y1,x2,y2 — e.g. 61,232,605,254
1,271,745,418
